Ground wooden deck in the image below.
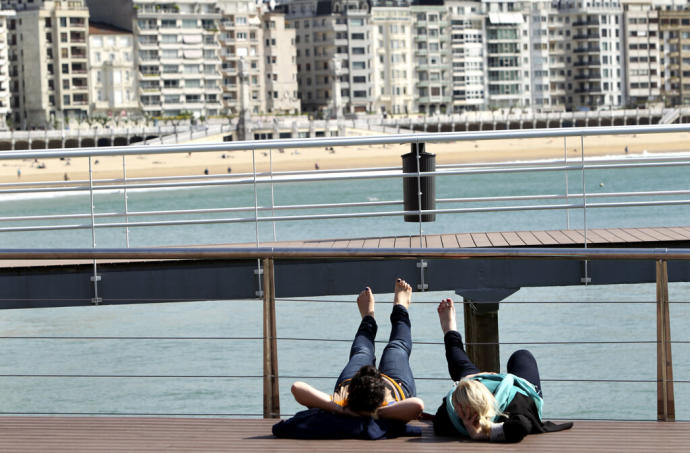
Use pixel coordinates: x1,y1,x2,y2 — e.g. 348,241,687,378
289,225,690,249
1,418,688,452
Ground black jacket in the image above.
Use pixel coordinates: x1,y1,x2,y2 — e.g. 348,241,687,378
433,392,573,442
273,408,422,440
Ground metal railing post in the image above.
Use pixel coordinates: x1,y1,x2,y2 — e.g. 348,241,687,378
564,136,570,229
414,139,428,291
262,257,280,418
88,157,102,304
122,155,130,247
580,135,590,284
656,259,675,421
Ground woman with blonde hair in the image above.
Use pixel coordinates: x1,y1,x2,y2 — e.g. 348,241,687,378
433,298,572,442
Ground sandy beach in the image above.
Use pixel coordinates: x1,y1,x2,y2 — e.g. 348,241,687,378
1,129,689,184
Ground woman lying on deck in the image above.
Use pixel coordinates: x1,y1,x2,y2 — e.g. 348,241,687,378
290,279,425,422
433,298,572,442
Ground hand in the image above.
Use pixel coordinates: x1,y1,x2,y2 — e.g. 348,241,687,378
458,406,484,440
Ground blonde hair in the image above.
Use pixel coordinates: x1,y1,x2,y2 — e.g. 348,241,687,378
452,379,504,435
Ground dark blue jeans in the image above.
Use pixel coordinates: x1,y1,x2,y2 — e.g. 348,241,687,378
334,305,416,397
444,330,542,397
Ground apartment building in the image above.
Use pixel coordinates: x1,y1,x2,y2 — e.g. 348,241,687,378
0,10,13,129
5,0,90,128
371,1,414,115
483,0,532,109
411,1,452,114
217,0,266,115
263,11,300,114
622,0,661,106
216,1,298,115
447,0,485,112
559,0,626,110
86,0,223,119
286,0,375,114
659,7,690,105
89,22,138,118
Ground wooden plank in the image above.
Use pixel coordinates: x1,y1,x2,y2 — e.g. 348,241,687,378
607,228,641,242
331,240,350,248
347,239,365,248
455,233,475,248
379,237,396,248
638,228,675,242
660,227,690,240
308,240,335,248
588,229,619,243
486,232,509,247
576,229,613,244
1,418,690,453
410,236,426,248
394,236,411,248
620,228,657,242
501,231,526,246
440,234,460,248
362,238,380,248
561,230,587,244
665,227,690,240
546,230,576,244
425,235,443,248
470,233,492,247
516,231,542,245
532,230,559,245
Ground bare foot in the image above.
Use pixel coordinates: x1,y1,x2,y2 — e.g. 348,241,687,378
393,278,412,309
437,298,458,334
357,287,375,319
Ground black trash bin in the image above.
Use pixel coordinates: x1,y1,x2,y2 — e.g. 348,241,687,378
402,143,436,222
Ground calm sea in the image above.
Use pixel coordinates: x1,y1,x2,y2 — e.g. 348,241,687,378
1,154,689,420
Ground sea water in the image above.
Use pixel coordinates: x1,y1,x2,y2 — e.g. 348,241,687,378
0,155,689,420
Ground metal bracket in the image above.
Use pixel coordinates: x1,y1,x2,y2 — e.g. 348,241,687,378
91,297,103,305
580,277,592,284
90,275,101,282
417,259,428,291
255,265,264,297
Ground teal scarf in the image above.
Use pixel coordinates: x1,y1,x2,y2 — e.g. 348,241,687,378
445,373,543,436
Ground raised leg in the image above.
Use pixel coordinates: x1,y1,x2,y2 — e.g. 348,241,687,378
379,279,416,397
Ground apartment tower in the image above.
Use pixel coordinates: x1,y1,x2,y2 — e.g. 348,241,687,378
5,0,90,128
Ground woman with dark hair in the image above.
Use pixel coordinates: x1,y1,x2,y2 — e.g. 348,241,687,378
290,279,424,422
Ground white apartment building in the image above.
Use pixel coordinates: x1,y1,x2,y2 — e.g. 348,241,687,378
263,11,300,114
216,1,298,115
558,0,626,110
483,0,532,109
86,0,223,119
447,0,485,112
287,0,375,114
217,0,266,115
371,2,414,115
622,0,662,106
0,10,14,129
527,0,553,111
411,2,453,114
5,0,90,128
89,22,138,118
